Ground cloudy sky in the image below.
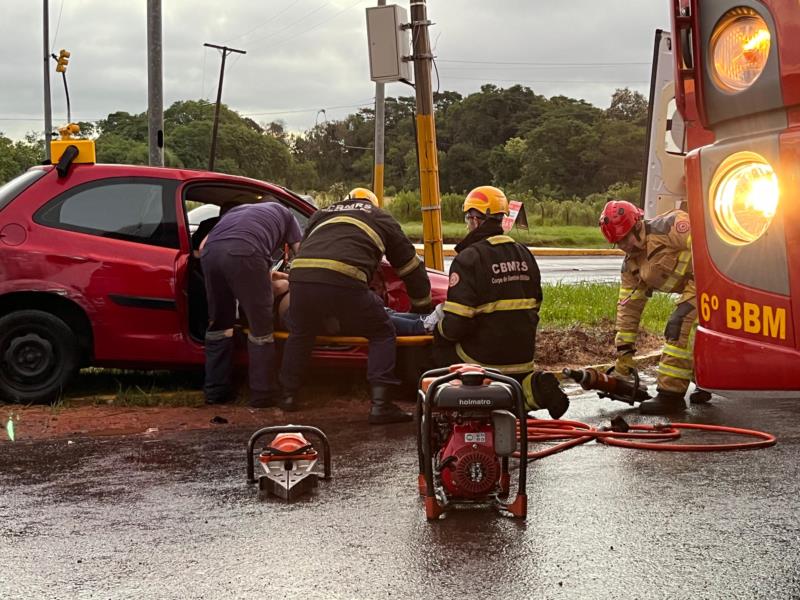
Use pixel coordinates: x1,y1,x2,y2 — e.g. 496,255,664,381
2,0,671,141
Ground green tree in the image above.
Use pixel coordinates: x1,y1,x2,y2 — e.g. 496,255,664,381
607,88,649,125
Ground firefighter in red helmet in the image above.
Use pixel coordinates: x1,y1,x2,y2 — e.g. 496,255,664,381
600,200,711,414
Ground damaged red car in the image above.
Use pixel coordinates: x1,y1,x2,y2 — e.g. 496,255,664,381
0,159,446,403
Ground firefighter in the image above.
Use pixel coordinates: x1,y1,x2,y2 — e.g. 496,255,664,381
600,199,711,414
433,186,569,419
201,202,302,407
279,187,431,424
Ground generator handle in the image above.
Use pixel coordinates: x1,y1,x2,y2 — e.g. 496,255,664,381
421,370,463,504
478,371,528,502
247,425,331,484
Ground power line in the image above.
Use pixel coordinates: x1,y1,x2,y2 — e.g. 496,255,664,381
439,64,650,71
50,0,65,52
223,0,302,45
241,100,375,118
439,75,650,85
266,0,367,48
438,59,650,66
243,0,333,49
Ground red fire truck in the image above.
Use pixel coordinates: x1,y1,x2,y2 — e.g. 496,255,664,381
643,0,799,398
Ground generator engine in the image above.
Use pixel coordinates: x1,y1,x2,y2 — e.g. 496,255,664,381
438,421,500,498
417,364,529,520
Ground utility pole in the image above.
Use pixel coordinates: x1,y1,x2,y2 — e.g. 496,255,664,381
372,0,386,206
409,0,443,270
204,43,246,171
43,0,52,161
147,0,164,167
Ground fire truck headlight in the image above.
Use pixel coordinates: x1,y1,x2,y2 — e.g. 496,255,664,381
711,152,778,245
711,9,770,93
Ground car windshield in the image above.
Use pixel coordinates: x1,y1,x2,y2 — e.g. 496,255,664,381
0,169,48,212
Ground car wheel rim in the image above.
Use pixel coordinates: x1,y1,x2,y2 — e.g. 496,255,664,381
3,333,55,383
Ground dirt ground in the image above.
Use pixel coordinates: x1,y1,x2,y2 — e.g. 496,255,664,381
0,328,662,442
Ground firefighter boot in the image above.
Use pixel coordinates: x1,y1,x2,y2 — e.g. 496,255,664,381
368,384,413,425
638,389,686,415
689,387,712,404
532,371,570,419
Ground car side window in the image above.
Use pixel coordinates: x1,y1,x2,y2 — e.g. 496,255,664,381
35,178,179,249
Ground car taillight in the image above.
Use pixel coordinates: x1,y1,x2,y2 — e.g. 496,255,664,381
710,151,778,245
711,8,770,93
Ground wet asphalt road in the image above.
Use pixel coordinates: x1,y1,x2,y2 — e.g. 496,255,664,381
444,255,623,283
1,382,798,600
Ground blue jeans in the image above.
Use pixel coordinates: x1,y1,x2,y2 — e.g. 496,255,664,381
388,310,427,336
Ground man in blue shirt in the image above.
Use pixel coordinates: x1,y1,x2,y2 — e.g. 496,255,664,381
201,202,302,407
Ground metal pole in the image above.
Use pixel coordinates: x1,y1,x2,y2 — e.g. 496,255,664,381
43,0,52,161
373,0,386,207
410,0,443,270
147,0,164,166
205,43,246,172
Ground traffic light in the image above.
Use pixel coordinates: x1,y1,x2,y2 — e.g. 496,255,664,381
55,49,70,73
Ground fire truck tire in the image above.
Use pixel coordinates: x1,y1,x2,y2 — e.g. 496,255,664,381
0,310,79,404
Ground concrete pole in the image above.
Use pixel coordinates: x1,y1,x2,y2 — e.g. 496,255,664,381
147,0,164,166
410,0,443,270
373,0,386,207
43,0,52,161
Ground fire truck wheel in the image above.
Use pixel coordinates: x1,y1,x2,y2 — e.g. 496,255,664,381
0,310,79,404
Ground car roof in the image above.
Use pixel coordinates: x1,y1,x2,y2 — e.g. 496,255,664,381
62,163,314,213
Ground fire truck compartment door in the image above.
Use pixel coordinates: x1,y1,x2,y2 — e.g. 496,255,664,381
642,29,686,220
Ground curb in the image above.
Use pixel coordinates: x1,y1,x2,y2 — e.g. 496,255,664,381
414,244,623,258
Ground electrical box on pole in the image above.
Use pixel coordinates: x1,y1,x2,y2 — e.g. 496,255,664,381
366,5,411,83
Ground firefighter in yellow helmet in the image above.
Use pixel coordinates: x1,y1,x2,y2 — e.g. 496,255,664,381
279,187,431,424
600,200,711,414
432,186,569,419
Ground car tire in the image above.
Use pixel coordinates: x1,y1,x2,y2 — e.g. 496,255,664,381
0,310,79,404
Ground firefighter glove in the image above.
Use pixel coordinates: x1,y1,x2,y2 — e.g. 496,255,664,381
614,351,636,378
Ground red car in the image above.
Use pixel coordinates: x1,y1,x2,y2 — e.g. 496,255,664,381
0,160,447,403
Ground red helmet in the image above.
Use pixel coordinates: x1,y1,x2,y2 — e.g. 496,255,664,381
599,200,644,243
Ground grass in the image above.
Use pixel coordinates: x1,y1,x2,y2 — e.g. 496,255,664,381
62,368,205,406
400,222,608,247
540,281,674,332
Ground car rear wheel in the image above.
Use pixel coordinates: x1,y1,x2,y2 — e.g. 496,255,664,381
0,310,79,404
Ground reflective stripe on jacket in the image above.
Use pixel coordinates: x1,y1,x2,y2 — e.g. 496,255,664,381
290,199,431,309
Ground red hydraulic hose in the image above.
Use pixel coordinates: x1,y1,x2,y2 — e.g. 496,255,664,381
596,422,777,451
515,419,776,459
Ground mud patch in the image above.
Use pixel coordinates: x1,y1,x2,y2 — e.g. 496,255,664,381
536,320,662,371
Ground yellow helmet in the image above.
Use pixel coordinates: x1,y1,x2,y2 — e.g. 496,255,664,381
347,187,379,206
463,186,509,217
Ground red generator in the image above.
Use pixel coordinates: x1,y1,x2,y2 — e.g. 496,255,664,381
416,364,529,520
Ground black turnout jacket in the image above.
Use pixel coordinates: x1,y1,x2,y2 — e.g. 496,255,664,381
290,198,432,310
435,219,542,373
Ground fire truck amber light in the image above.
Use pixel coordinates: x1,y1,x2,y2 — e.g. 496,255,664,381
711,9,770,93
711,153,778,245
